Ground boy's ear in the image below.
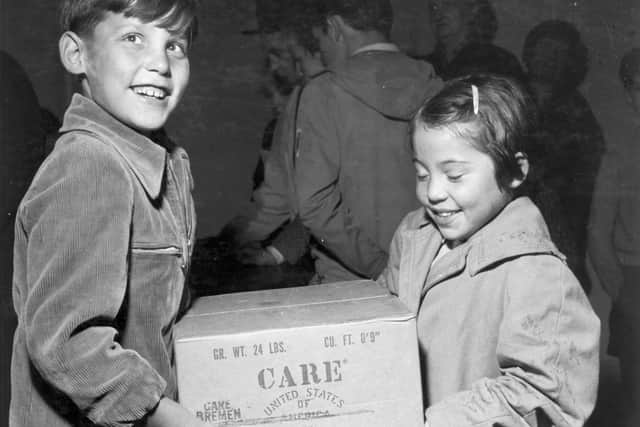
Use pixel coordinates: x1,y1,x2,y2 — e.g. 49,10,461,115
509,152,529,189
59,31,87,75
326,15,343,42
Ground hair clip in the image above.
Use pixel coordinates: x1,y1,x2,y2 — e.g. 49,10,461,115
471,84,479,115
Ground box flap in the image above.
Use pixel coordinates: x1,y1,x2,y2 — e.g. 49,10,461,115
176,281,414,341
184,280,388,317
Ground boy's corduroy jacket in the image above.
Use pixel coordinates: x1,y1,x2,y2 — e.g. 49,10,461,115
378,197,600,427
10,94,196,427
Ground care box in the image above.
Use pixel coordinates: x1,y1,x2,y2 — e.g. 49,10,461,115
175,280,423,426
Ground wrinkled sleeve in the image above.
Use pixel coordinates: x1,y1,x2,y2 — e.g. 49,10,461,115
294,81,388,278
231,92,299,245
425,256,600,427
270,216,310,264
20,137,165,426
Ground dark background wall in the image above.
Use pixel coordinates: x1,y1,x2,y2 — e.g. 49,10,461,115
2,0,638,238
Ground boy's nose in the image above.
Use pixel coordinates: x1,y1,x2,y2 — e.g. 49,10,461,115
144,48,170,75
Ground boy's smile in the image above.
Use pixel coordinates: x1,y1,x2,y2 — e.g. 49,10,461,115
79,12,190,133
413,126,514,247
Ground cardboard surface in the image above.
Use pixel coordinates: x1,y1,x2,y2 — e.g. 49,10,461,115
175,280,423,426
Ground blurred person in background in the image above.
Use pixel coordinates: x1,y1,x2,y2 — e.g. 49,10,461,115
588,47,640,427
222,0,325,270
292,0,442,282
423,0,524,81
523,20,605,293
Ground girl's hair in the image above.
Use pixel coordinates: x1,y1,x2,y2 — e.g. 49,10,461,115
619,48,640,89
60,0,199,44
412,74,535,193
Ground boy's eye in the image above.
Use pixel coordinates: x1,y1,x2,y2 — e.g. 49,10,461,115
123,33,143,44
167,41,188,58
447,173,463,182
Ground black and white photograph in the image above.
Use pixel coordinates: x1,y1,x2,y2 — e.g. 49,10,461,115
1,0,639,426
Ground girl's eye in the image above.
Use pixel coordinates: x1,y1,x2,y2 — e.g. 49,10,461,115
416,172,429,182
447,174,463,182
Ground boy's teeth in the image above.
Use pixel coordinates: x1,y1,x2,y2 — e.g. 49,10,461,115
133,86,166,99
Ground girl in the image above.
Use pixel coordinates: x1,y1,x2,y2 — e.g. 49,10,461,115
378,74,600,427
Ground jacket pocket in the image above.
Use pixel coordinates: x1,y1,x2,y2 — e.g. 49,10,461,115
131,244,182,256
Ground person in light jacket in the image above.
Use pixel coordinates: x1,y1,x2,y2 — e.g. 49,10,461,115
378,74,600,426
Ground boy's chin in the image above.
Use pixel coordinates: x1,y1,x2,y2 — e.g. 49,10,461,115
122,117,167,135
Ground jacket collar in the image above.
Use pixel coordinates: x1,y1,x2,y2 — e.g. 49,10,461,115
465,196,562,276
351,42,400,56
404,197,562,292
59,93,167,199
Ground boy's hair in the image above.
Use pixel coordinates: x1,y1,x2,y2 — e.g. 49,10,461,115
412,74,535,193
619,48,640,89
522,20,588,89
60,0,199,43
315,0,393,39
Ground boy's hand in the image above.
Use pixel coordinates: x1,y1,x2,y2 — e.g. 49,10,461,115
145,397,207,427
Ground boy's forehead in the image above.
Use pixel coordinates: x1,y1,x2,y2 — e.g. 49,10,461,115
90,11,190,39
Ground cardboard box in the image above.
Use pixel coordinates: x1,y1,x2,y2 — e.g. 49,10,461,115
175,280,423,426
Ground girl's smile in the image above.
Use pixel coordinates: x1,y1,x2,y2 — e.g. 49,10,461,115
413,125,517,246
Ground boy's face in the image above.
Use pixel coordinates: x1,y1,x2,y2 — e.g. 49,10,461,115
412,126,513,247
79,12,190,133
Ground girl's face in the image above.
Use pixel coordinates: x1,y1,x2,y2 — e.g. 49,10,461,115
412,125,515,247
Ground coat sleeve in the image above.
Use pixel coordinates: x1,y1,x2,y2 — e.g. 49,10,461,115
377,214,408,293
19,137,165,426
294,80,388,279
425,256,600,427
230,91,300,245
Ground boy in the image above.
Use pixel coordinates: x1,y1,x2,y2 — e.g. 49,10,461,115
10,1,206,426
588,47,640,427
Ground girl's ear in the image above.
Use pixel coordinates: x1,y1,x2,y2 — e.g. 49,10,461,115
509,152,529,189
59,31,86,75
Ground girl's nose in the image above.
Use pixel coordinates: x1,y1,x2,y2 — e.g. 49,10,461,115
426,176,447,204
